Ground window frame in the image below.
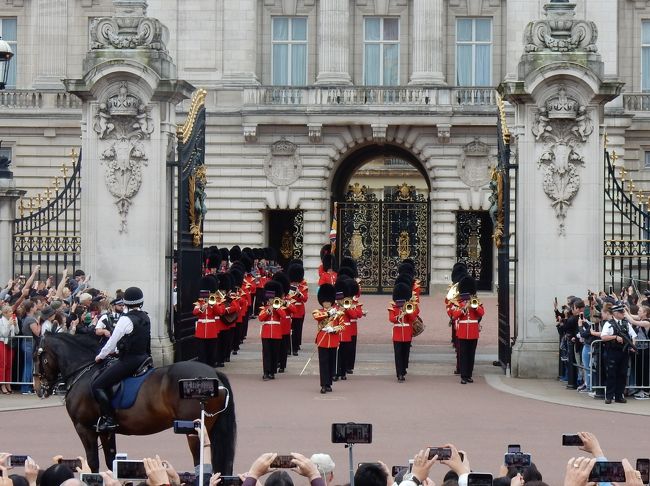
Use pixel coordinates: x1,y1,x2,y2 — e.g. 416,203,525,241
363,16,400,86
455,17,493,87
271,16,308,86
642,20,650,92
0,18,17,89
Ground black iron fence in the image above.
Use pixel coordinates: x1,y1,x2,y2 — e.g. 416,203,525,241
13,150,82,281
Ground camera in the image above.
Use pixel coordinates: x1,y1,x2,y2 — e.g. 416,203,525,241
561,434,584,446
331,423,373,444
427,448,452,461
173,420,199,435
80,473,104,486
270,455,294,468
178,378,221,399
589,461,625,483
113,460,148,481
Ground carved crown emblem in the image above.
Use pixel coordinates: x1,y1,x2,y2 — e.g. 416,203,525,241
545,88,578,119
270,139,297,156
107,82,139,117
463,138,490,156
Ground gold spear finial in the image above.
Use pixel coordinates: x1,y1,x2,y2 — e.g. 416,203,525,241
44,187,53,202
69,147,78,161
18,199,24,217
61,163,69,178
52,177,61,190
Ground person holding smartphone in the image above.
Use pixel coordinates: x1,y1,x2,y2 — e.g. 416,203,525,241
579,309,602,393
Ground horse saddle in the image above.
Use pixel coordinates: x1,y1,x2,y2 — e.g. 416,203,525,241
93,356,154,410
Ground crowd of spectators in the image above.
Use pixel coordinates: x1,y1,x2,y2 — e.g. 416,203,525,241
0,432,647,486
0,266,123,394
555,285,650,400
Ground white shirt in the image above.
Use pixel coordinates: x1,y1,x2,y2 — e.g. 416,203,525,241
41,319,53,336
601,319,637,339
96,314,134,359
96,311,124,330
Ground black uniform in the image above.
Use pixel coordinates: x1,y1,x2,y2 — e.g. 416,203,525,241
603,318,635,401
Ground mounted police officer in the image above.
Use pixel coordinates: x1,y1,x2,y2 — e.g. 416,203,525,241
91,287,151,432
601,301,637,404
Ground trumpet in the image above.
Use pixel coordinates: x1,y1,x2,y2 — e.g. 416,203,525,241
342,297,353,309
470,297,481,309
208,293,218,306
272,297,283,309
405,301,416,314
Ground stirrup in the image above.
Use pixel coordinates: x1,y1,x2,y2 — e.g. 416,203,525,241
96,416,118,433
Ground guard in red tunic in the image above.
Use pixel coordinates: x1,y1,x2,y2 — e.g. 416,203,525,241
313,283,344,394
288,263,308,356
318,244,331,279
272,271,293,373
447,275,484,384
335,279,362,381
446,263,469,374
241,253,256,341
192,277,219,366
318,254,337,286
348,279,365,374
215,273,239,367
389,282,420,382
258,280,286,381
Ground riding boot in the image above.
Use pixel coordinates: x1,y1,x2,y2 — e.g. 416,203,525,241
94,389,118,432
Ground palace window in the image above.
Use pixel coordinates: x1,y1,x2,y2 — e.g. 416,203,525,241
642,21,650,91
0,18,16,88
456,18,492,87
363,17,399,86
272,17,307,86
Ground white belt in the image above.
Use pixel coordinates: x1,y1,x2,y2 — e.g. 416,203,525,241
294,303,303,306
264,321,281,325
198,319,214,323
393,323,409,327
458,320,478,324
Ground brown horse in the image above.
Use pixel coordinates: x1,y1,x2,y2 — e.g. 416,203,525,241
33,333,236,473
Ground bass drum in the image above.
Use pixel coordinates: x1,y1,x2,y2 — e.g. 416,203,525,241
412,316,425,337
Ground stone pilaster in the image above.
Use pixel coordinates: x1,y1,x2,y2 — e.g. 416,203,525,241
0,179,24,283
504,0,537,82
222,0,259,85
315,0,352,85
409,0,445,85
32,0,68,88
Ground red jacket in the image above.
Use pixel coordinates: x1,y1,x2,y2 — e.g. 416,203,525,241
288,281,308,319
215,299,240,332
258,306,285,340
313,307,342,348
340,305,363,342
281,301,295,335
193,303,219,339
389,304,420,342
318,271,337,286
448,300,484,340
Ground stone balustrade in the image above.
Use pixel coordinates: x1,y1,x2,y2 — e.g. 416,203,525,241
0,90,82,109
623,93,650,112
243,85,498,108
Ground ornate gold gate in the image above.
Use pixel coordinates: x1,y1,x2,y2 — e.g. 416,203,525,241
337,183,430,294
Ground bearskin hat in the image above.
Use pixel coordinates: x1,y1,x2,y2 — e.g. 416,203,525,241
230,261,245,273
242,247,253,258
206,250,221,270
240,254,253,273
395,273,414,288
318,283,336,306
263,280,283,301
288,264,304,282
398,262,415,276
219,247,230,263
392,282,412,302
272,271,291,295
402,258,415,266
451,262,469,284
322,254,337,272
335,279,349,299
265,247,277,263
253,248,264,260
218,272,234,292
229,268,244,288
337,266,356,280
199,276,218,293
458,275,477,296
230,245,242,262
348,279,360,297
320,244,332,260
341,257,357,272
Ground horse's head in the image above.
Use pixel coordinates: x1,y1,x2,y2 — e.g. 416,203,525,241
33,335,60,398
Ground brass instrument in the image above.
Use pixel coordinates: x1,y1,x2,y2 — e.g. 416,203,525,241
470,296,481,309
208,294,218,306
343,297,353,309
446,282,460,302
405,301,415,314
272,297,283,309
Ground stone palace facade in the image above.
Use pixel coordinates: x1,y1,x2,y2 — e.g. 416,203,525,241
0,0,648,288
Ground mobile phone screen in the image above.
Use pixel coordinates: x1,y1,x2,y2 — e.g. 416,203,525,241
467,473,493,486
270,455,294,468
507,445,521,454
589,462,625,483
428,448,452,460
114,460,148,480
391,466,408,477
637,459,650,484
80,473,104,486
9,455,28,467
562,434,584,446
59,459,82,470
504,453,531,468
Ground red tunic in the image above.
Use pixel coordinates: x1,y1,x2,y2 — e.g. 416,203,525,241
313,307,342,348
281,301,295,335
318,271,337,286
192,303,219,339
448,300,485,340
258,306,285,340
215,299,240,333
289,282,308,319
389,304,420,342
340,305,363,342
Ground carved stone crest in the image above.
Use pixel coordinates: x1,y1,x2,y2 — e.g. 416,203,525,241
94,81,153,232
458,138,494,189
524,1,598,53
532,86,593,235
264,139,302,186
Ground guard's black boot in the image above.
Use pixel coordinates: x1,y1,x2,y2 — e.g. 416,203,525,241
94,389,118,433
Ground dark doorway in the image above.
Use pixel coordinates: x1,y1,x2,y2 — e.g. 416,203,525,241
455,210,494,291
268,210,304,268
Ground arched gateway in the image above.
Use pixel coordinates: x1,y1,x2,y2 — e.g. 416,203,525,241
332,144,430,294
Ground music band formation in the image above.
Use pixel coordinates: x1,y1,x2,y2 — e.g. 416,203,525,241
191,245,486,392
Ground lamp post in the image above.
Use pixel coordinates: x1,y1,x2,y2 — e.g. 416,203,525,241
0,36,14,90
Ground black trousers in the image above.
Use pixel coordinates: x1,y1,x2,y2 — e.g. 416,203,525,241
196,338,218,366
291,317,304,353
92,354,146,415
216,329,232,364
232,323,241,352
242,315,250,341
393,341,410,377
350,335,357,371
253,289,265,316
605,347,629,399
318,347,337,387
262,338,281,376
278,335,290,370
337,341,353,377
458,339,478,380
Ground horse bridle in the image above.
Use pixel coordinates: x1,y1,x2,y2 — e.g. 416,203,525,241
34,336,95,397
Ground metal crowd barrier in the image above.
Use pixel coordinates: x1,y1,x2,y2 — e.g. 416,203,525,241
588,339,650,395
0,335,35,387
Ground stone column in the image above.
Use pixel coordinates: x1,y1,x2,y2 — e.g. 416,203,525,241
0,168,25,283
315,0,352,85
222,0,259,85
500,1,623,378
64,0,193,365
409,0,445,85
32,0,68,89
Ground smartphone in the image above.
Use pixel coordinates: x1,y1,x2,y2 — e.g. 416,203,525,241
80,473,104,486
637,459,650,484
115,453,128,461
391,466,409,477
609,285,614,294
8,455,28,467
113,460,148,481
428,447,452,461
270,455,294,468
178,472,196,484
507,444,521,454
588,461,625,483
178,378,220,399
331,423,373,444
562,434,584,446
220,476,244,486
467,473,493,486
173,420,198,434
504,453,531,469
58,458,82,470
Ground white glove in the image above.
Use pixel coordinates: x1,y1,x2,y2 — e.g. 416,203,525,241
327,308,337,317
323,326,335,333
